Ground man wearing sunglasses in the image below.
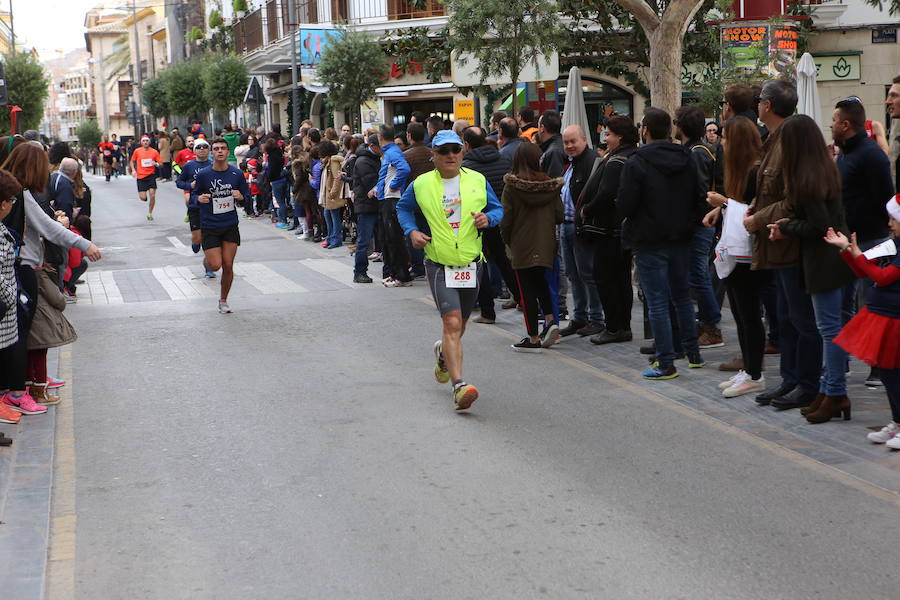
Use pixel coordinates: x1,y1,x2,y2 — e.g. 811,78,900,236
396,130,504,411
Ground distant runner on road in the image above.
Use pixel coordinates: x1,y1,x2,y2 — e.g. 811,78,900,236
175,138,213,275
396,130,503,411
98,136,115,182
130,135,162,221
193,138,250,314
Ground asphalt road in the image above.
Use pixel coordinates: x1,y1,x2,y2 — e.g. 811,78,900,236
54,173,900,599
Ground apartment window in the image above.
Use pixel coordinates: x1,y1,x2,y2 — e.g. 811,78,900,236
281,0,319,27
389,0,443,20
331,0,348,21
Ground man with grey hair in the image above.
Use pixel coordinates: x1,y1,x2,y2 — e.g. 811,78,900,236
452,119,469,137
559,124,604,337
50,157,80,223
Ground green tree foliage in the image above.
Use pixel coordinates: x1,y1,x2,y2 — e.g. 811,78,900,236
189,26,205,42
865,0,899,15
445,0,565,114
233,0,248,11
165,57,210,119
75,119,103,149
142,70,171,118
382,27,451,85
202,54,249,114
0,52,50,133
209,9,224,29
316,28,388,130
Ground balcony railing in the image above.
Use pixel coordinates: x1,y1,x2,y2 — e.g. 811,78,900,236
238,0,445,54
234,8,264,52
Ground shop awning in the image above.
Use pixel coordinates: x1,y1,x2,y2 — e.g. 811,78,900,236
500,85,527,111
375,82,455,97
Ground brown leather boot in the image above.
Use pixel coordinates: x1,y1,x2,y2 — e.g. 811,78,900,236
30,383,60,405
800,393,825,416
805,395,850,424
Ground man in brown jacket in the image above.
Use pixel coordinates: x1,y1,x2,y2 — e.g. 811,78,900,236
403,122,434,278
745,79,823,410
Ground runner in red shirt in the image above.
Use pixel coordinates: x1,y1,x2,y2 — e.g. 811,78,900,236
174,136,197,172
130,135,162,221
98,136,116,182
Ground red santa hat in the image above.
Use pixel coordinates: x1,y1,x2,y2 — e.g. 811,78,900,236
247,158,259,168
887,194,900,222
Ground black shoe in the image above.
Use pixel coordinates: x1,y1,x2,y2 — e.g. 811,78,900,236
559,320,587,337
590,329,633,345
755,384,795,406
865,367,882,388
576,321,605,337
353,273,373,283
771,389,816,411
287,224,298,231
511,337,542,353
640,342,656,355
0,435,11,447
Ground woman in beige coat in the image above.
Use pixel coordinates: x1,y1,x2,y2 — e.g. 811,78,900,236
26,266,77,404
319,141,345,248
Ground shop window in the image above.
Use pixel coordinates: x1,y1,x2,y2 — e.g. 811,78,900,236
556,76,634,146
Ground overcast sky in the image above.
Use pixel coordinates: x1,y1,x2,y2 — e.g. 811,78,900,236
9,0,110,59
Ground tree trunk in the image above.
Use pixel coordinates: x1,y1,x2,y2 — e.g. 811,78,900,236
647,23,685,118
510,75,518,116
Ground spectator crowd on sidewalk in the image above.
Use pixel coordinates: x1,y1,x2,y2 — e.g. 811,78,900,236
1,75,899,453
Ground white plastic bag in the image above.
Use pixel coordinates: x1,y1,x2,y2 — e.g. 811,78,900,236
713,202,752,279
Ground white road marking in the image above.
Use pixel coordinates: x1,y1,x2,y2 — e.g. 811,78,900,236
151,267,188,300
299,258,359,288
234,262,306,294
82,271,123,305
164,236,194,257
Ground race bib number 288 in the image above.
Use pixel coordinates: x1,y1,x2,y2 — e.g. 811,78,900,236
445,263,477,288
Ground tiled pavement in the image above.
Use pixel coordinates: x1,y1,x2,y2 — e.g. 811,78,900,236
484,301,900,493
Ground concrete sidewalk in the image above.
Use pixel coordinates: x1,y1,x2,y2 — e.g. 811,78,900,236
0,349,60,599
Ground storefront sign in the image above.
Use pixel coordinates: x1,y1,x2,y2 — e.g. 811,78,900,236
454,99,475,122
720,22,798,77
872,27,897,44
451,52,559,87
812,54,861,82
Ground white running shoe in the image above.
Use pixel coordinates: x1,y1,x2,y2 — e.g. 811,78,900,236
217,300,232,314
868,422,900,444
723,375,765,398
719,370,749,390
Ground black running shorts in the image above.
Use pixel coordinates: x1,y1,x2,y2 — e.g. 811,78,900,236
137,176,157,192
187,207,201,232
201,224,241,250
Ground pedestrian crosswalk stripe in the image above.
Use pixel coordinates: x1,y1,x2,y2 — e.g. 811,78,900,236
233,262,306,294
298,258,360,288
151,267,190,300
84,271,123,305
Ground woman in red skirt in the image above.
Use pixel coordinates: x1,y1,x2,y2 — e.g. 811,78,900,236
826,194,900,448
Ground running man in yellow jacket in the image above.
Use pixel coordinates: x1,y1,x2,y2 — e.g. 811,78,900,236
396,130,504,411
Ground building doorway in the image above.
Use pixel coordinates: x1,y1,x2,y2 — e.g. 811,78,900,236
556,77,634,146
389,98,453,132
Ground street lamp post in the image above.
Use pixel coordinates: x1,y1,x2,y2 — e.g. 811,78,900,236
288,0,300,136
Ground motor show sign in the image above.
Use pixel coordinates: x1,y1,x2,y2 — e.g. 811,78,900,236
720,22,798,77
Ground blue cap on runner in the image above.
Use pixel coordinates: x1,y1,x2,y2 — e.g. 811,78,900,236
431,130,463,147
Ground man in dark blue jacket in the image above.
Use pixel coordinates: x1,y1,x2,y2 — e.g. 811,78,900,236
375,125,412,286
618,108,706,380
351,138,382,283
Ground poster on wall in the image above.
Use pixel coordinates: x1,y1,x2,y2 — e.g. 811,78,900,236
299,28,341,89
720,22,798,77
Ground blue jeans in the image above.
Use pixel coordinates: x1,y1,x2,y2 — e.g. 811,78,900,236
811,288,848,396
560,223,603,323
775,267,822,394
691,225,721,326
354,213,378,275
271,178,289,224
634,246,700,366
325,208,343,247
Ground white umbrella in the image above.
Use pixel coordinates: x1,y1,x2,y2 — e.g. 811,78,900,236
796,52,821,126
561,66,592,148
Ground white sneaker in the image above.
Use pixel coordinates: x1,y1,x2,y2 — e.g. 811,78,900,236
383,278,411,288
719,370,749,390
886,435,900,450
723,375,766,398
217,300,232,314
869,422,900,444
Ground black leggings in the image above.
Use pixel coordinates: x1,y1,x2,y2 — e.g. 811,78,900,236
0,265,37,391
477,226,520,320
515,266,554,337
881,368,900,423
725,263,770,380
592,236,633,334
